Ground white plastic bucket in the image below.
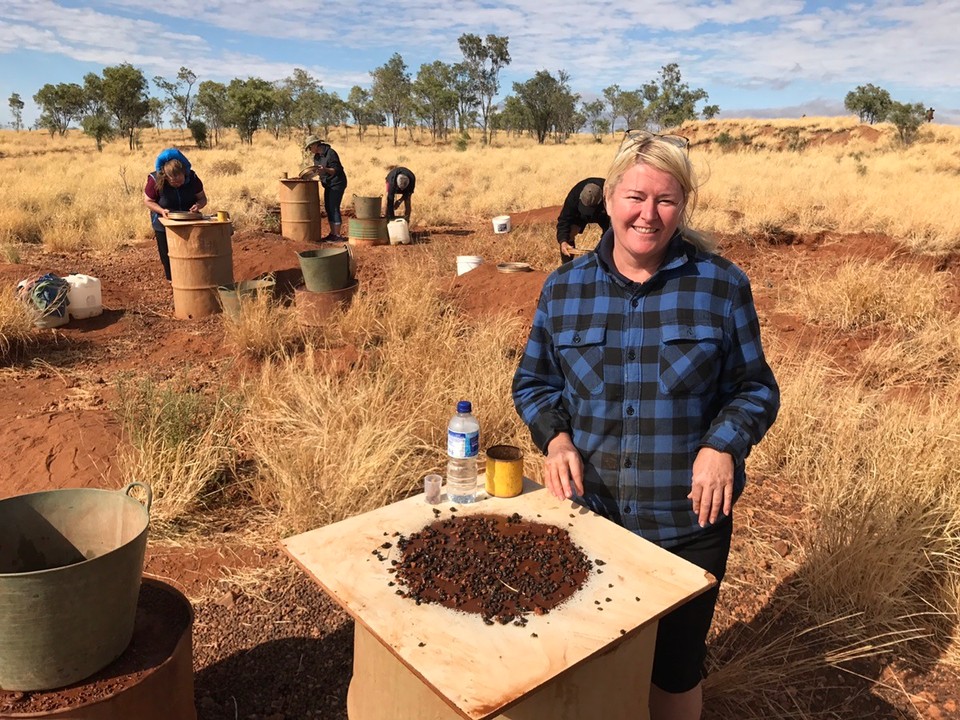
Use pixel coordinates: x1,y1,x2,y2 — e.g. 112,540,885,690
456,256,483,276
492,215,512,234
64,274,103,319
387,218,411,245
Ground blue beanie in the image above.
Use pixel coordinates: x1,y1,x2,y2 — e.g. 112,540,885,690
155,148,193,179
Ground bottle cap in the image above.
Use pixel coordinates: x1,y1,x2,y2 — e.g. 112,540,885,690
456,400,472,413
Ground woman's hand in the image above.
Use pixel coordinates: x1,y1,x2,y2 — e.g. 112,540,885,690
189,204,199,213
560,241,575,257
688,447,734,527
544,433,583,500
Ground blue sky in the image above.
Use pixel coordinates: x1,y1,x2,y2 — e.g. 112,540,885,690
2,0,957,127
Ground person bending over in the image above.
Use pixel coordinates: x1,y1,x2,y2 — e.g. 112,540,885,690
385,166,416,222
143,148,207,281
556,177,610,264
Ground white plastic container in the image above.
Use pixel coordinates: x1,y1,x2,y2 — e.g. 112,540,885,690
446,400,480,504
492,215,512,234
456,256,483,276
387,218,411,245
64,274,103,319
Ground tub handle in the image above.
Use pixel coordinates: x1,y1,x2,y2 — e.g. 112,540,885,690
123,482,153,514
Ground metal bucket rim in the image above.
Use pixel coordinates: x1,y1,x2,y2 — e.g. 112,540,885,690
0,486,151,579
298,248,348,260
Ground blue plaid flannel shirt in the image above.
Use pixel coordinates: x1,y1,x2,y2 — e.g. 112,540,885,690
512,230,780,547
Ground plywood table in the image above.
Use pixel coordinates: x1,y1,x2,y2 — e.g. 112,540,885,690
282,480,715,720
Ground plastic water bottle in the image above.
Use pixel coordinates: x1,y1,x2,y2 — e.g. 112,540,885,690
446,400,480,503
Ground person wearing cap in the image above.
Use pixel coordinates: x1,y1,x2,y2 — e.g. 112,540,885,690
384,166,416,222
143,147,207,281
556,178,611,264
303,135,348,241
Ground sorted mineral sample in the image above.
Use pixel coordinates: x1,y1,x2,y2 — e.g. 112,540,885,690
382,512,592,626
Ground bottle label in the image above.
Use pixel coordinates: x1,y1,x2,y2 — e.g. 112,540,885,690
447,430,479,458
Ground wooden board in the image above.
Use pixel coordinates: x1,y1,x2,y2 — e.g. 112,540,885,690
282,479,714,720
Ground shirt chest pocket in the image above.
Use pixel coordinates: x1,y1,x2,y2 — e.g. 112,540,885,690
556,326,606,396
658,324,724,396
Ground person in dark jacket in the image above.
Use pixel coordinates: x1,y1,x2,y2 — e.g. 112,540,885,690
384,166,416,222
303,135,348,241
556,177,610,264
143,148,207,281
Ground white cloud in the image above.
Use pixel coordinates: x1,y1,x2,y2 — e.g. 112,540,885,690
1,0,957,124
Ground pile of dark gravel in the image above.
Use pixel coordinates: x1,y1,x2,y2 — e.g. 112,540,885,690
378,511,592,626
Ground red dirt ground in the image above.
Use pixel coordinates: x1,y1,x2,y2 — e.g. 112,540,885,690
1,213,958,719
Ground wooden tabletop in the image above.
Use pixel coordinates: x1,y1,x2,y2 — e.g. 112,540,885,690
282,479,715,720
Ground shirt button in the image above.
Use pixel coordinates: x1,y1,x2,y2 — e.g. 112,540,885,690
623,505,631,514
631,298,639,308
628,350,636,360
624,458,632,468
573,334,581,343
626,406,634,416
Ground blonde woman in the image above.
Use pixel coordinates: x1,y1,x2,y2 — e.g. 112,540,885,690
513,131,780,720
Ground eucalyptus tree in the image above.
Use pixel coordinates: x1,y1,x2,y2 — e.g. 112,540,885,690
153,67,198,128
33,82,86,136
457,33,510,144
602,84,624,136
582,99,606,141
413,61,458,141
146,97,165,135
195,81,228,145
451,61,477,134
844,84,892,124
80,72,115,151
511,69,573,144
496,95,528,137
317,90,346,138
265,83,294,139
371,53,412,145
284,68,323,134
8,93,24,131
100,63,151,149
643,63,709,129
225,77,276,144
620,90,646,131
347,86,374,141
549,70,581,143
887,101,926,145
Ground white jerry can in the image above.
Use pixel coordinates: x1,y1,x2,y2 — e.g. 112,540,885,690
64,274,103,319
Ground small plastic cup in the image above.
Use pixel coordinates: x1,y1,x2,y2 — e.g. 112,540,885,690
423,474,442,504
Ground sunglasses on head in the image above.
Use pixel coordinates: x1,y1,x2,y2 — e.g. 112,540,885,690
621,129,690,151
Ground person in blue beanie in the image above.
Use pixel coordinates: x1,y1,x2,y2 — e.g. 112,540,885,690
143,148,208,281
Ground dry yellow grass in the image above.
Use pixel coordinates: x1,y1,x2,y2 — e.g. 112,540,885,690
113,376,243,528
12,117,960,713
0,284,35,358
750,328,960,668
781,259,947,332
220,283,304,359
240,255,533,534
3,117,959,255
